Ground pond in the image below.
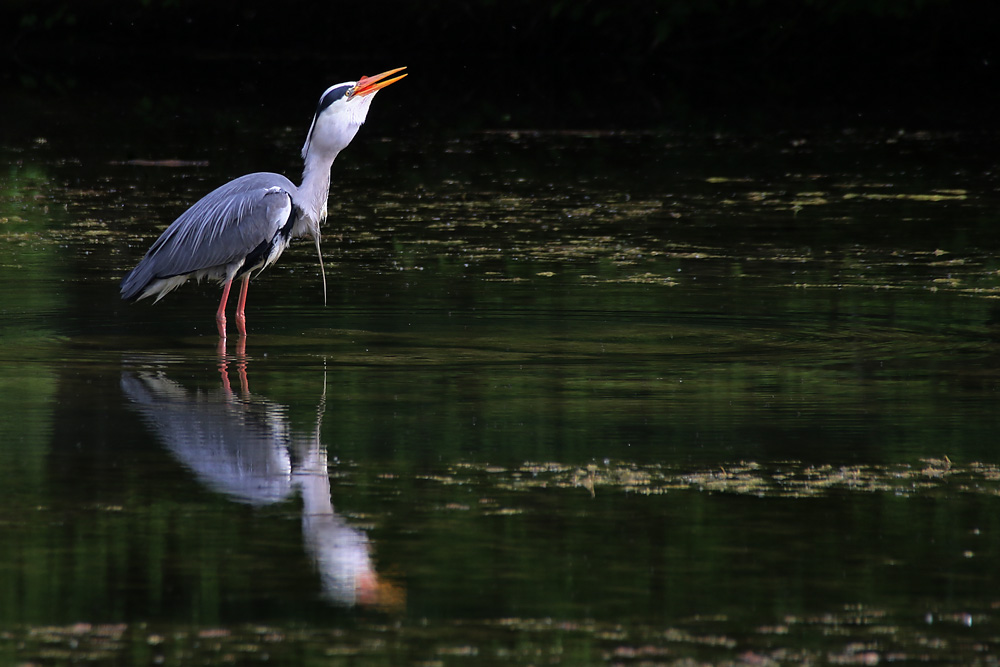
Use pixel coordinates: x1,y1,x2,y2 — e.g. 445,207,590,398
3,87,1000,664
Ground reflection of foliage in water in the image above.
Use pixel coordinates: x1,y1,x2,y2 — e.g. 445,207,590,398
0,161,61,507
0,160,63,333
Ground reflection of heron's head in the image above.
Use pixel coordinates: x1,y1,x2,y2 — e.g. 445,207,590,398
302,510,405,611
356,568,406,612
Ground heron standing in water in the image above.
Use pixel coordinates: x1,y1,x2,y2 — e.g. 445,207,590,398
120,67,407,339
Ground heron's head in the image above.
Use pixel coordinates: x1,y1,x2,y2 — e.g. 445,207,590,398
302,67,407,160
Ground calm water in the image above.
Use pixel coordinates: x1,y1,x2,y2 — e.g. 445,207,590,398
4,90,1000,664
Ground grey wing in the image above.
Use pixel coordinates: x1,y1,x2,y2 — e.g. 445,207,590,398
121,172,296,301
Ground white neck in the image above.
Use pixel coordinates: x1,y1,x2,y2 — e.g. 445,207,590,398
293,90,375,237
297,146,338,230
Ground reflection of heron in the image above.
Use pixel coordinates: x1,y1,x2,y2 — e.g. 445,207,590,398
121,362,402,608
120,67,406,340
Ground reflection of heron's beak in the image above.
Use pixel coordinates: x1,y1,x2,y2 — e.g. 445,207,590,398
351,67,407,98
357,569,407,612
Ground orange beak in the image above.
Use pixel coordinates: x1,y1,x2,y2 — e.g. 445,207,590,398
351,67,407,98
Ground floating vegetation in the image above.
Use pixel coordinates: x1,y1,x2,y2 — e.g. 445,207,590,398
5,603,997,666
422,458,997,500
6,128,1000,300
842,191,968,202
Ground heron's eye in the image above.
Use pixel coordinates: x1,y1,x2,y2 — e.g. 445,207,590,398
346,87,356,99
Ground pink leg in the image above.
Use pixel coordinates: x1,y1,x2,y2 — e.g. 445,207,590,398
235,275,250,337
216,279,234,339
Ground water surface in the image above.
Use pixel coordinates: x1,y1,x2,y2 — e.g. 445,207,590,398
3,94,1000,664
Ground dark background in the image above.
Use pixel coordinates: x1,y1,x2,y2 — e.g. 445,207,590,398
3,0,1000,132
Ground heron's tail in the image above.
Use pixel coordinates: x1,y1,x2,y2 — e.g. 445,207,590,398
120,263,151,302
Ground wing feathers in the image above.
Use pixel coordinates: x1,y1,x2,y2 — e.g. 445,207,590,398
121,173,296,301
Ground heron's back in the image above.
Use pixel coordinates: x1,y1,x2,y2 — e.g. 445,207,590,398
121,172,298,301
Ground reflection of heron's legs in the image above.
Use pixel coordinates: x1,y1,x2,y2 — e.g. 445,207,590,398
218,339,249,396
218,355,233,394
235,339,248,393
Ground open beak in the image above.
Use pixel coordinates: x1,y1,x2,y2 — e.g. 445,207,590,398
351,67,407,98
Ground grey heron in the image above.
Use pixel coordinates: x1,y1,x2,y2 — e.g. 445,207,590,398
120,66,407,339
